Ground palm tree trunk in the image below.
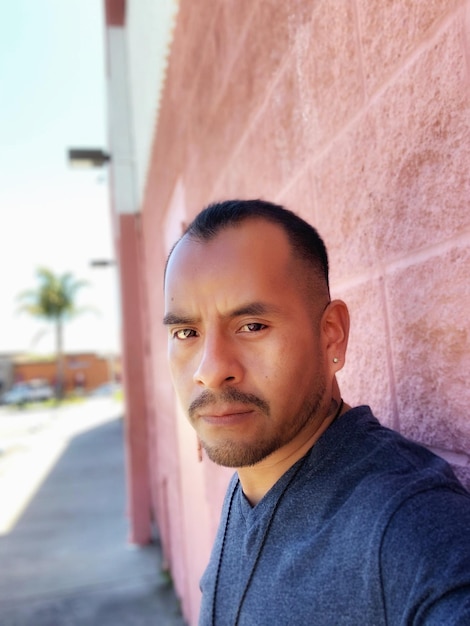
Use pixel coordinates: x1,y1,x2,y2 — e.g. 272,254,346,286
55,317,65,399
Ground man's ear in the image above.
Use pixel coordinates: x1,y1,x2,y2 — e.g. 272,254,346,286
321,300,350,374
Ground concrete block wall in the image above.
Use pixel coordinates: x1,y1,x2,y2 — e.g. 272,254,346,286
138,1,470,623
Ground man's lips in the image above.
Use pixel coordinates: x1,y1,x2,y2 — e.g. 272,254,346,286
197,407,255,425
188,389,270,421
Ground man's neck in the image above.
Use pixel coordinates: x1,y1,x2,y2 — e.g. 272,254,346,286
238,401,350,506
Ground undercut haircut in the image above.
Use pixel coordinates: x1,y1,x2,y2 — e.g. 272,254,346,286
166,199,331,298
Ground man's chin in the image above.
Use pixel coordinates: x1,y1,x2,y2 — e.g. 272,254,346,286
201,439,279,468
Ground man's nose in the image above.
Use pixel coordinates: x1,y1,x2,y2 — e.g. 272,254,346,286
193,333,243,388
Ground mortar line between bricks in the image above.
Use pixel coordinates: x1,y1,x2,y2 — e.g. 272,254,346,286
278,6,467,200
210,47,295,201
331,230,470,294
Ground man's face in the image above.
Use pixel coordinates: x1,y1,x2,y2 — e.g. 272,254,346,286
164,219,332,468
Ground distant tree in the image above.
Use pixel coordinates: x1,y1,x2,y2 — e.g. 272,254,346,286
17,267,89,399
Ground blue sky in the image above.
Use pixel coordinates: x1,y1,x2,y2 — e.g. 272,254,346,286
0,1,120,355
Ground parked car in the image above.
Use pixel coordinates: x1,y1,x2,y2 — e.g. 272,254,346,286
0,379,54,405
90,382,122,397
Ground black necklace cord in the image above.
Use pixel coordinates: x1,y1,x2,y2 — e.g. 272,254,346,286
211,398,344,626
332,398,344,425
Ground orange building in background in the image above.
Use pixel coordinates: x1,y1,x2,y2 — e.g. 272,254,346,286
13,353,120,395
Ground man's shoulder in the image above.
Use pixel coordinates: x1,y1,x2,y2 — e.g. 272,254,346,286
301,405,468,523
327,405,465,490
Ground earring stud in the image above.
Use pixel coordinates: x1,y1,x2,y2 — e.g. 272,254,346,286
333,357,339,364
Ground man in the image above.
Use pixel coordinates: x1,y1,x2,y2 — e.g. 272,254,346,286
163,199,470,625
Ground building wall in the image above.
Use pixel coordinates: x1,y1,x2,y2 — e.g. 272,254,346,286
119,2,470,624
13,353,118,394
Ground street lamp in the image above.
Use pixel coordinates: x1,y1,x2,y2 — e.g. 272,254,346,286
67,148,111,168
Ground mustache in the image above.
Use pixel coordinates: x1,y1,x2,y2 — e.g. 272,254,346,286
188,388,270,419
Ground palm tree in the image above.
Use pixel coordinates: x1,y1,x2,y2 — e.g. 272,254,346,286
17,267,89,399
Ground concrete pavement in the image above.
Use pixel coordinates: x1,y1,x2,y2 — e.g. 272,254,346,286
0,399,187,625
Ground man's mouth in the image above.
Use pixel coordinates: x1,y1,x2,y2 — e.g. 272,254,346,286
188,389,270,421
197,406,256,426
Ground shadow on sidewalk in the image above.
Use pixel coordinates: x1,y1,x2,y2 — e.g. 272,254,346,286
0,412,186,625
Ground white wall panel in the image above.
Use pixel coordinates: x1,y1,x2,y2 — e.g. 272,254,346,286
126,0,179,205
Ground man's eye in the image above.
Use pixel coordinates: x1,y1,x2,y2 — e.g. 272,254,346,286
239,322,267,333
173,328,197,340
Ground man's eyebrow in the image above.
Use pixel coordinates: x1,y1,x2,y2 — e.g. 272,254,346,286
163,302,281,326
227,302,281,318
163,312,199,326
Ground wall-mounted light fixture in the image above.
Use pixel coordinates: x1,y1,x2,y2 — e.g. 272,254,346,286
67,148,111,168
90,259,116,268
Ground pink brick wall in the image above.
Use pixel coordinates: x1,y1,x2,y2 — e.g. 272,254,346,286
139,2,470,623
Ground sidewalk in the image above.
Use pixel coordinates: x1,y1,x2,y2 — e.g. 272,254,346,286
0,400,186,625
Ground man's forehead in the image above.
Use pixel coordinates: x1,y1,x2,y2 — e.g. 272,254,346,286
164,220,295,298
168,219,291,269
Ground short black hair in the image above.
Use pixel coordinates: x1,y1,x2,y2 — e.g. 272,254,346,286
173,199,330,295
